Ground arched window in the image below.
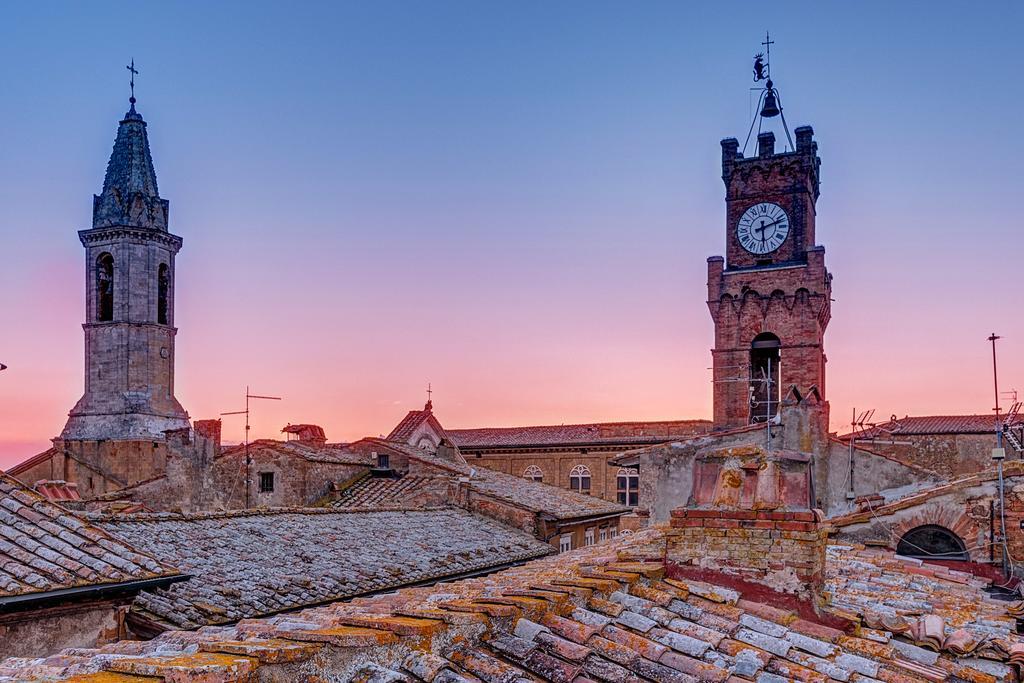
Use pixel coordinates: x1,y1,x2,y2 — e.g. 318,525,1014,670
896,525,969,561
616,467,639,506
157,263,169,325
569,465,591,494
750,332,781,423
96,253,114,322
523,465,544,483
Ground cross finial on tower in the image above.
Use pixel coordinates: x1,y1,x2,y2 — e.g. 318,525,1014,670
126,59,139,105
425,382,433,411
762,31,774,80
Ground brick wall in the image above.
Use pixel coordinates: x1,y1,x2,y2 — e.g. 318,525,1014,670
667,508,829,606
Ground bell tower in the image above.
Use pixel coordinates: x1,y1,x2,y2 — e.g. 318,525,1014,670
707,56,832,431
61,92,189,441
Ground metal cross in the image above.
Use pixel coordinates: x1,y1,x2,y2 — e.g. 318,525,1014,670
126,59,139,101
761,32,774,79
427,383,433,402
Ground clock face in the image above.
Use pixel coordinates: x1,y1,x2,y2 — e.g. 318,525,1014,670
737,202,790,255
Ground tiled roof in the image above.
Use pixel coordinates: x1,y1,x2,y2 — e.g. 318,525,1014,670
827,544,1017,644
94,507,552,629
4,529,1020,682
843,414,1021,438
0,472,177,601
332,475,441,509
218,439,370,466
468,468,630,520
354,438,630,521
387,405,449,444
449,419,711,449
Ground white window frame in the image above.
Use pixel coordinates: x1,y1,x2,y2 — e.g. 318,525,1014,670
569,464,592,494
584,527,595,547
599,527,608,543
522,465,544,482
559,534,573,553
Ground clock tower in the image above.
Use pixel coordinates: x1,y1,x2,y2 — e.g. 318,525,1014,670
707,125,832,430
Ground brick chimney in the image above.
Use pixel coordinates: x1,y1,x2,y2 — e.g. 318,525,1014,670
666,445,830,612
194,419,222,451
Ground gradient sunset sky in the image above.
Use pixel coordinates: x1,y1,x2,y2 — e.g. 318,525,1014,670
1,2,1022,467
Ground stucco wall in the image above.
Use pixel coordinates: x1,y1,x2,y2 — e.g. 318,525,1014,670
0,599,129,659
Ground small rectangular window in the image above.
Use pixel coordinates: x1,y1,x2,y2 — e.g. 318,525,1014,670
259,471,275,493
559,534,573,553
584,528,595,547
599,527,608,543
376,452,389,469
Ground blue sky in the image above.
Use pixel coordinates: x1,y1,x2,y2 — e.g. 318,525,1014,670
1,2,1021,462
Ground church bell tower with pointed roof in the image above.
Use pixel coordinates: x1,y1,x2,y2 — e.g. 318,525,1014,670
61,95,190,441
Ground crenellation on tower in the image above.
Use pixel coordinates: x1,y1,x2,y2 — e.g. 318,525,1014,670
709,92,831,430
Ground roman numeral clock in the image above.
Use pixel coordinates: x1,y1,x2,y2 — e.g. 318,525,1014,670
736,202,790,255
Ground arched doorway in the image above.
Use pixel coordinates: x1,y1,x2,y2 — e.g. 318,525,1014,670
750,332,781,423
896,525,969,561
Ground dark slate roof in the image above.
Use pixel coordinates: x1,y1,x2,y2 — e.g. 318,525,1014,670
91,103,169,230
95,507,552,629
5,530,1020,682
448,419,711,449
332,475,441,509
0,472,177,600
843,414,1022,438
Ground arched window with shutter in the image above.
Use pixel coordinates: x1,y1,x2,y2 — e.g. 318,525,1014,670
569,465,591,494
523,465,544,482
96,253,114,322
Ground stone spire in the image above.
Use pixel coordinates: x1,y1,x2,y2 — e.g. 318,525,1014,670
91,103,169,231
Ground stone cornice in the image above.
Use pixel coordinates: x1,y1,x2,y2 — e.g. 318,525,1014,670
78,226,183,250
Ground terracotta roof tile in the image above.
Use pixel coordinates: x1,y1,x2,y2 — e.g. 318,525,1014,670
448,420,711,449
842,414,1022,438
4,529,1018,682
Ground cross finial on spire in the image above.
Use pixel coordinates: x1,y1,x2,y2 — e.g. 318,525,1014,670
425,383,433,411
126,59,139,105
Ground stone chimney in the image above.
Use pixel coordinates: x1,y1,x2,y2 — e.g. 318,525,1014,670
666,444,829,611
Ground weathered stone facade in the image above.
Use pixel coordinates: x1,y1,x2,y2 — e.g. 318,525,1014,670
62,102,189,442
710,128,831,430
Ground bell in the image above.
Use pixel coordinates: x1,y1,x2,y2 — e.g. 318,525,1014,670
760,89,781,118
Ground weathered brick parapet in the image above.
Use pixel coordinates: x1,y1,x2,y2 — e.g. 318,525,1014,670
666,507,831,613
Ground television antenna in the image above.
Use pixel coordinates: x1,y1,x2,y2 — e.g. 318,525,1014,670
221,386,282,508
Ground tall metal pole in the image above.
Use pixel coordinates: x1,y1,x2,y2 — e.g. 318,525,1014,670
989,333,1008,576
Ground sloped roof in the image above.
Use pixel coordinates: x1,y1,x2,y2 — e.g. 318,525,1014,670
94,507,552,629
332,475,442,509
449,419,712,449
351,438,630,521
0,472,178,602
218,439,370,466
843,414,1021,438
5,529,1020,682
385,402,449,443
468,468,630,520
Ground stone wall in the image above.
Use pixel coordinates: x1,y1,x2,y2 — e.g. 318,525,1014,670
853,433,1003,480
667,508,829,606
0,598,130,659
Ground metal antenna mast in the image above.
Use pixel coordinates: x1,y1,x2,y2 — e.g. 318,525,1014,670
221,386,282,509
988,333,1009,576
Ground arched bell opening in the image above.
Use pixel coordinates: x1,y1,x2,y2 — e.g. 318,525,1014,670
896,524,969,561
750,332,781,423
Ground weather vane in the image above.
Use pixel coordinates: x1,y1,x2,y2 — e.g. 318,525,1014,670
126,59,139,104
753,31,773,82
